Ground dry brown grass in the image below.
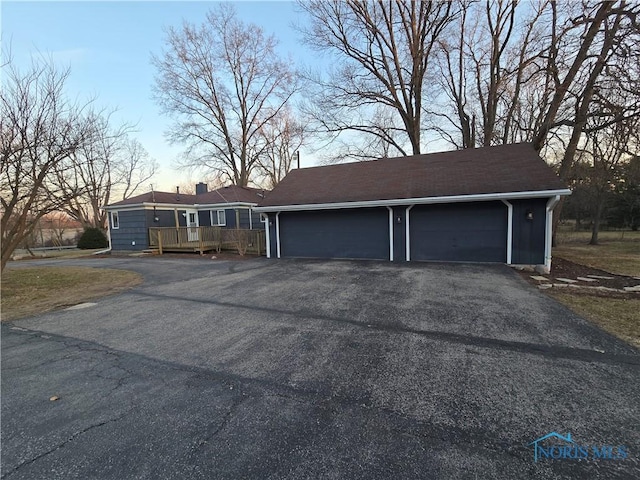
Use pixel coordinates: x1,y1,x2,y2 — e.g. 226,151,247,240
555,232,640,277
550,292,640,348
1,266,142,321
550,231,640,348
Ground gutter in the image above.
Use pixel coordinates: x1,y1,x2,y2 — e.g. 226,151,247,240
254,189,572,213
102,201,258,212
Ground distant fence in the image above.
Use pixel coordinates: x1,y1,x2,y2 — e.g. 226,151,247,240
149,226,265,255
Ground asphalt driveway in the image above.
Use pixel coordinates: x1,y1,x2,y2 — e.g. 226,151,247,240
2,256,639,479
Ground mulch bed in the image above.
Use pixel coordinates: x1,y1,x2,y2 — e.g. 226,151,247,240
517,257,640,299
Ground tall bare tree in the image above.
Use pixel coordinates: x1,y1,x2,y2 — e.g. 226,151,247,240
432,0,548,148
1,55,93,271
152,4,299,186
62,111,158,231
299,0,455,158
255,108,307,188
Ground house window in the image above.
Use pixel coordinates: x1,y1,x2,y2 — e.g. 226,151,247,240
110,211,119,230
211,209,226,226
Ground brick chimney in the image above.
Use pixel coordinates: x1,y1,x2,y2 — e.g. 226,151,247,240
195,182,208,195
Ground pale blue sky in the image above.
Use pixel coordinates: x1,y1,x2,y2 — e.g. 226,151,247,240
2,1,318,191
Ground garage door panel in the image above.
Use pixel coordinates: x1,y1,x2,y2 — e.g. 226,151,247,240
280,208,389,260
410,202,507,262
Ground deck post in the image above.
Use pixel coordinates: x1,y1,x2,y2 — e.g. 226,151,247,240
173,209,180,247
199,226,203,255
158,230,163,255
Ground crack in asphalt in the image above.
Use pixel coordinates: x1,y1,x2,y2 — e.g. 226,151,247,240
1,409,135,479
191,393,252,454
3,325,638,478
132,291,640,367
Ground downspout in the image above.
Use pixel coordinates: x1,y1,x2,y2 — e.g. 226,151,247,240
501,200,513,264
265,214,271,259
275,212,281,259
96,208,113,254
544,195,561,272
387,206,394,262
405,205,414,261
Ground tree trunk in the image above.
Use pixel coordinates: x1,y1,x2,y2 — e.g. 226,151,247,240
551,197,567,247
589,199,605,245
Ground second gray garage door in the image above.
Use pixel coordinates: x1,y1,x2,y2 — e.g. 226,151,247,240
410,202,507,262
279,208,389,260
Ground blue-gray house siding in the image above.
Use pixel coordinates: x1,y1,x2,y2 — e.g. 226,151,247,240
510,199,546,264
108,206,264,251
110,210,150,251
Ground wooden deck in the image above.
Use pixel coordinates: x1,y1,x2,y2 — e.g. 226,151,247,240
149,226,266,255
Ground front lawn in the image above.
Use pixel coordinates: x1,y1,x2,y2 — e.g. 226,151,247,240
549,232,640,348
1,266,142,321
554,240,640,277
550,293,640,349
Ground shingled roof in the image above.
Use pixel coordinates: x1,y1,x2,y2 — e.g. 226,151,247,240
197,185,266,204
106,185,265,208
258,143,568,208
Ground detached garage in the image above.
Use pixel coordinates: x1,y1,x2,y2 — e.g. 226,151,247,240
256,143,571,270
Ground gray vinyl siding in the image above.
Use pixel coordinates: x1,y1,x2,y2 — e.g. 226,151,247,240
237,209,251,229
250,210,264,230
410,202,507,263
511,198,547,264
278,208,389,260
110,209,149,251
391,206,406,262
146,209,176,228
198,210,211,227
224,209,236,228
177,210,187,227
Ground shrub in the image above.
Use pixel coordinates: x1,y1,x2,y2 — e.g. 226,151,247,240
77,227,108,249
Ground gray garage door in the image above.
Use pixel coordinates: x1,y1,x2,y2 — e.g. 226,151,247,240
410,202,507,262
279,208,389,260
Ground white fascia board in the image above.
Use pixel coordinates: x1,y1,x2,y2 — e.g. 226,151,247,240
253,189,572,213
103,203,193,211
195,202,257,208
103,202,256,211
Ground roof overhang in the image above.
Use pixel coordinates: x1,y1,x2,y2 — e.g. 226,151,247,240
102,201,258,211
254,189,572,213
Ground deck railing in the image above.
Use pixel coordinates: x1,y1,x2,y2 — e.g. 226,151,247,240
148,226,265,255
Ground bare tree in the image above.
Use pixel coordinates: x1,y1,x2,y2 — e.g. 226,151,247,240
298,0,455,158
118,138,158,201
432,0,548,148
1,55,93,271
255,108,307,188
44,211,74,246
581,86,640,243
152,4,299,186
62,112,157,230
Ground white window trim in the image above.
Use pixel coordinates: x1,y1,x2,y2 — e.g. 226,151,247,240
211,209,226,226
110,211,120,230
